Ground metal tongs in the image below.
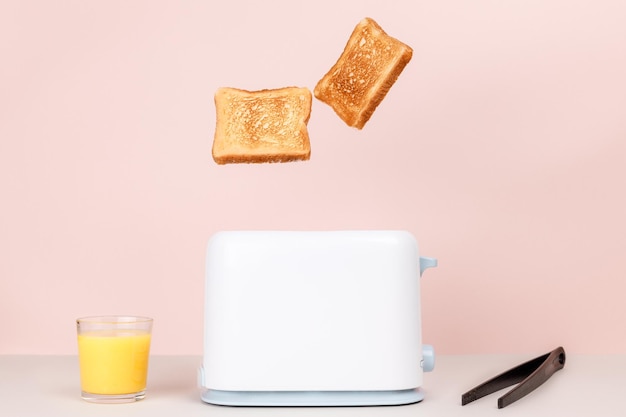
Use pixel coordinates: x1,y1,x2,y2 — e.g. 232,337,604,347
462,346,566,409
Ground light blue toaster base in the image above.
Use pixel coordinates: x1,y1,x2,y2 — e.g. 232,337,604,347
200,388,424,407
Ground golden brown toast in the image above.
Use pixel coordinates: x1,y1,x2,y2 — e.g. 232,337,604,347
212,87,312,164
314,18,413,129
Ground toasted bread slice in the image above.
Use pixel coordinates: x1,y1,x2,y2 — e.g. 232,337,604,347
314,18,413,129
212,87,312,164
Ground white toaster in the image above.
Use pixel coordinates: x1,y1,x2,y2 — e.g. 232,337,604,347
199,230,437,406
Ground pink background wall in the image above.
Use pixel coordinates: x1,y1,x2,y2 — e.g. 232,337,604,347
2,1,625,355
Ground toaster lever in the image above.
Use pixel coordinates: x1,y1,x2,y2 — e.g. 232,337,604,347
419,257,437,277
461,346,565,409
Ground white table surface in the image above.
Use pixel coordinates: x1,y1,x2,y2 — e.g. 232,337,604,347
1,354,624,416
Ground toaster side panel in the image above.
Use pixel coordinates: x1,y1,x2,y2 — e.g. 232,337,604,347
203,231,423,391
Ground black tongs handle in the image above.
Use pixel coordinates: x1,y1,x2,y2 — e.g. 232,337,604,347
462,346,566,409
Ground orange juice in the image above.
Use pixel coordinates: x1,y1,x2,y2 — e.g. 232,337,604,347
78,330,151,395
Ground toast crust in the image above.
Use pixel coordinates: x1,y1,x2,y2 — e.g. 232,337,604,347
314,18,413,129
212,87,312,164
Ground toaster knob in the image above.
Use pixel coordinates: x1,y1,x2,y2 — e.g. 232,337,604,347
421,345,435,372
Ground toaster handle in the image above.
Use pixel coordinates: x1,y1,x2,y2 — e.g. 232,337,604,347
419,257,438,277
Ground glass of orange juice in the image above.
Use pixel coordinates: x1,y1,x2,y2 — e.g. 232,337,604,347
77,316,153,403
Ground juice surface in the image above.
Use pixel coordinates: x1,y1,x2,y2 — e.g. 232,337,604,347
78,330,151,395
